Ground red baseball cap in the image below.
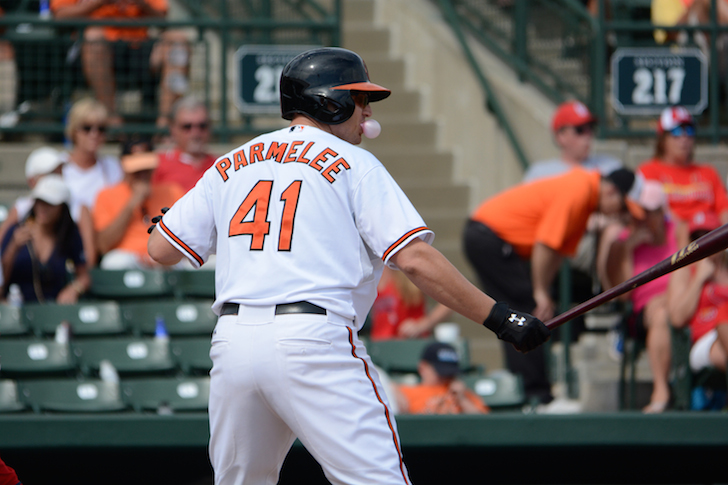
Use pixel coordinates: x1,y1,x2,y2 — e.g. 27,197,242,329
657,106,694,135
689,211,721,235
551,100,596,132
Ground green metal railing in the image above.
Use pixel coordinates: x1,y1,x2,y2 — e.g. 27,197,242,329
436,0,728,143
0,0,340,141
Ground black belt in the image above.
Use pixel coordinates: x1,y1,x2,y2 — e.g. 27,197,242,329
221,301,327,316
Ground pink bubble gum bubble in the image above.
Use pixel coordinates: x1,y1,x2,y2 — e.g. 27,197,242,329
361,119,381,139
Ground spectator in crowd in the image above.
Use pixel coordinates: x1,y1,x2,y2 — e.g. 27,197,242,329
370,266,453,340
463,167,642,404
603,181,676,413
638,106,728,224
1,175,89,304
0,147,65,254
61,98,124,266
93,150,183,269
393,342,489,415
50,0,190,128
669,211,728,376
523,100,621,182
0,454,21,485
152,96,217,192
524,100,624,332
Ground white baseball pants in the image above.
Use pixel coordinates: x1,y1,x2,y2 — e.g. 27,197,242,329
208,304,411,485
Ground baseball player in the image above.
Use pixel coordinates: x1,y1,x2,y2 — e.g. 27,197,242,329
147,47,551,485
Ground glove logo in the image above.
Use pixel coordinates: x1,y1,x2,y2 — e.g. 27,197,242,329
509,314,526,326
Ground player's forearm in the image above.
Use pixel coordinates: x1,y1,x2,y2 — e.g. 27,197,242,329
147,227,184,265
530,242,563,296
391,239,494,324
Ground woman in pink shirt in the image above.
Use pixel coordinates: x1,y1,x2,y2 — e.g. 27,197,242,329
605,181,677,412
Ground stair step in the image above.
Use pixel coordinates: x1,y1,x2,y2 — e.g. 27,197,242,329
342,0,376,25
343,26,392,57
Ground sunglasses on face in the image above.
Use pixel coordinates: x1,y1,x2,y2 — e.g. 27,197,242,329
572,123,595,136
179,122,209,131
80,124,107,134
352,93,370,108
669,124,696,137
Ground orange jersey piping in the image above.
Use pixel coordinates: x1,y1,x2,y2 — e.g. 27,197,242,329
382,227,430,262
158,219,205,267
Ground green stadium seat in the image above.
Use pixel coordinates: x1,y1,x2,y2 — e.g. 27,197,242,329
121,300,216,336
121,376,210,413
88,269,174,299
168,270,215,299
0,304,29,337
0,379,26,413
462,370,526,410
0,339,76,377
24,301,125,337
73,337,176,376
171,337,212,375
18,379,127,413
366,338,471,374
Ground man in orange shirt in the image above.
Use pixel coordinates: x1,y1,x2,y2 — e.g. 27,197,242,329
51,0,190,128
463,167,642,404
394,342,489,415
93,151,183,269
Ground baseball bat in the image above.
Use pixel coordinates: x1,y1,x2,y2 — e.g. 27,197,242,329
545,222,728,329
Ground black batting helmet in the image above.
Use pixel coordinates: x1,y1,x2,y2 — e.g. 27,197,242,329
280,47,391,124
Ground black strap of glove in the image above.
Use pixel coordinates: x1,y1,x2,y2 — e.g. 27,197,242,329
483,302,509,333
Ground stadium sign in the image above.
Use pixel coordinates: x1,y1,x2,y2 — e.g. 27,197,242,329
235,45,318,114
611,47,707,115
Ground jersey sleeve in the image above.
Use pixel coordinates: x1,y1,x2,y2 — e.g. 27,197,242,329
156,175,216,268
352,165,434,266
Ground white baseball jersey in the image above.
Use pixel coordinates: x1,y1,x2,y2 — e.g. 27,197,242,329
157,124,434,328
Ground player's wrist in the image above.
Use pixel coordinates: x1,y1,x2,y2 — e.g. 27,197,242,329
482,302,509,333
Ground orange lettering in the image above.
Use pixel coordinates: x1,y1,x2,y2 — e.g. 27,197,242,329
266,142,288,163
233,149,248,170
322,158,350,183
309,148,337,171
284,141,304,163
216,158,232,181
250,143,265,164
296,142,315,164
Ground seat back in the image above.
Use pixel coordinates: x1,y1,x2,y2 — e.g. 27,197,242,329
366,338,471,374
88,269,174,299
121,301,216,336
0,304,28,337
24,301,125,337
171,337,212,375
463,370,526,410
168,270,215,299
18,379,126,412
0,339,76,377
121,376,210,412
0,379,26,412
73,337,176,376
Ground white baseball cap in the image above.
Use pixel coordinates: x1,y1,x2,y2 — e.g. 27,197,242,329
31,174,71,206
25,147,64,179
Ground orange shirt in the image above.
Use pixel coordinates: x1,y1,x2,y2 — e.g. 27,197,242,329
471,169,601,258
398,383,489,415
50,0,168,42
638,158,728,222
93,181,183,257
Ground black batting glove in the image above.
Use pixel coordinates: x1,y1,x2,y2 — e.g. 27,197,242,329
147,207,170,234
483,302,551,353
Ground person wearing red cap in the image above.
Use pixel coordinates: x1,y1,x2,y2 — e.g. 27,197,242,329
637,106,728,224
669,211,728,397
603,181,677,413
523,100,622,182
